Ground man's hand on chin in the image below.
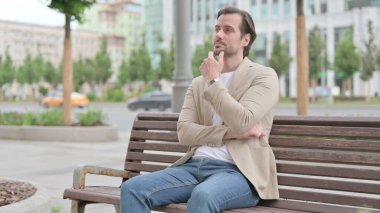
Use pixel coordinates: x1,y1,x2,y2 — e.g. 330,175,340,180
199,51,224,81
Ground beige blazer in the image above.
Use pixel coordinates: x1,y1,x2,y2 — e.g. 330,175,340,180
173,57,280,200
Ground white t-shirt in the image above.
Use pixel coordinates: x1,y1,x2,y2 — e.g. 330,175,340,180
193,71,235,164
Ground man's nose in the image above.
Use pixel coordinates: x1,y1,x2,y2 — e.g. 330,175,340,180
215,30,224,39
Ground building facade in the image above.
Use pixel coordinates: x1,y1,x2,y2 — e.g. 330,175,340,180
143,0,174,69
249,0,380,97
79,0,144,82
144,0,380,98
0,20,99,68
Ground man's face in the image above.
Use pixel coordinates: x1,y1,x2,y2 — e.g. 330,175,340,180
213,14,249,57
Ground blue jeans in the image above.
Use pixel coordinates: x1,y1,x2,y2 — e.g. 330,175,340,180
120,158,260,213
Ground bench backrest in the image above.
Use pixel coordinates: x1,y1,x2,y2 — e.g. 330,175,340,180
124,113,380,213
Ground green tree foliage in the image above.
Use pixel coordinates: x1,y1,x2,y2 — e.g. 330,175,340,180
192,36,213,77
0,50,15,101
118,58,128,86
308,26,327,102
93,39,112,86
360,21,377,82
377,48,380,70
308,26,326,79
359,21,378,101
334,27,359,80
43,61,61,89
268,33,292,78
16,52,41,85
156,39,175,81
16,52,43,101
47,0,95,23
74,57,90,91
122,41,153,83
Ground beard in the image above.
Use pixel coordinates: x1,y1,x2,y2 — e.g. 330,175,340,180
213,40,227,56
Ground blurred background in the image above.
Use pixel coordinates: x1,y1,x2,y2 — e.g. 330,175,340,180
0,0,379,119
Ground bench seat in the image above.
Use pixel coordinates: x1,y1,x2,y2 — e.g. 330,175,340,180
63,113,380,213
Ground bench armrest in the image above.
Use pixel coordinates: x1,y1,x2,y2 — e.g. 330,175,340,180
73,165,129,189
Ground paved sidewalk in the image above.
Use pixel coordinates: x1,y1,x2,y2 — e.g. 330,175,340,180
0,132,131,213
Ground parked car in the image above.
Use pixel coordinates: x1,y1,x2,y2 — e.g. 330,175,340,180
40,91,89,108
127,92,171,111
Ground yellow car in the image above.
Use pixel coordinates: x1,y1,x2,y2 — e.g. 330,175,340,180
40,91,89,108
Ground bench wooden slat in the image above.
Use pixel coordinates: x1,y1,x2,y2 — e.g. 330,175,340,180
128,141,188,153
137,113,179,121
63,187,120,205
278,174,380,195
273,147,380,165
277,162,380,180
124,161,167,173
127,152,182,163
132,120,177,131
261,199,377,213
273,115,380,127
155,203,308,213
279,187,380,209
270,137,380,152
271,125,380,138
131,130,178,142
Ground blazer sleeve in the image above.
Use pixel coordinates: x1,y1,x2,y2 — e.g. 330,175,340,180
204,68,279,134
177,80,229,147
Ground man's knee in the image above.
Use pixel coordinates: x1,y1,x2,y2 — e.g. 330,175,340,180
121,179,143,198
188,188,219,212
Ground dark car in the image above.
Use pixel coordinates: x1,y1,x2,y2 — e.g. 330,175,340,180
127,92,172,111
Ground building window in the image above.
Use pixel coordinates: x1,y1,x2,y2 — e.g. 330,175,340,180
373,0,380,7
261,0,269,20
253,34,267,64
307,0,315,15
320,0,328,14
344,0,373,10
250,0,257,20
334,27,349,48
197,0,202,21
206,0,210,20
272,0,279,19
284,0,291,18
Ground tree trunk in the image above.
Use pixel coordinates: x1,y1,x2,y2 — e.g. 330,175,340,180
28,84,34,102
0,87,3,102
311,77,317,103
366,81,371,103
63,15,73,125
296,0,309,115
347,77,353,97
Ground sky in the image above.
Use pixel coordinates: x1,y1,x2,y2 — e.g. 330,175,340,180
0,0,66,27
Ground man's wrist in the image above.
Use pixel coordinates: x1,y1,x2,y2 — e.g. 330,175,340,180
208,78,220,86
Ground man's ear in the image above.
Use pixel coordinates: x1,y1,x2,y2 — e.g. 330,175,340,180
242,34,250,47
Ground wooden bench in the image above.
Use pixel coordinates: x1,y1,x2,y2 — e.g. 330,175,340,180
64,112,380,213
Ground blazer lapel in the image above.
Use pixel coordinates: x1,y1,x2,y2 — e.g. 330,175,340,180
201,82,214,126
228,58,253,100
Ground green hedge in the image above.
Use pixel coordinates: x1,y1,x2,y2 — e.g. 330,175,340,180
0,109,107,126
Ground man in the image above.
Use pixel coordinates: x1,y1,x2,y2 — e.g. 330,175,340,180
121,7,279,213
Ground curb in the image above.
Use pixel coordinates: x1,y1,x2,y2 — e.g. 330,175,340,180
0,179,51,213
0,125,118,142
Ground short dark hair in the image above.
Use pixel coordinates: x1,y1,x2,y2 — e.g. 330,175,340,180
217,7,256,57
